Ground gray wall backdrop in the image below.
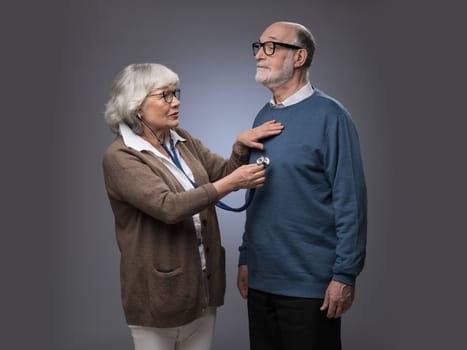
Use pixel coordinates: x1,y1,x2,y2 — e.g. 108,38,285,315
2,0,466,349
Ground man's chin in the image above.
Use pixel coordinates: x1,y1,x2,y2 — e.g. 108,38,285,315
256,76,276,89
255,74,268,84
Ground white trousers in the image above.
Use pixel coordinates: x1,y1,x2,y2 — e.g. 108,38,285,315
128,308,216,350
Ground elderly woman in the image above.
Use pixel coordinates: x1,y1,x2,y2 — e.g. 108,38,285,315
102,63,283,350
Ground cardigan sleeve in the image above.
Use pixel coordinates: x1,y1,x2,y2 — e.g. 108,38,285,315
176,128,249,183
103,142,219,224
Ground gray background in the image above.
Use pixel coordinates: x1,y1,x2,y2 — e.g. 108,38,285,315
2,0,466,349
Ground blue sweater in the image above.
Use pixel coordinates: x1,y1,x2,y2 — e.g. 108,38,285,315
239,89,367,298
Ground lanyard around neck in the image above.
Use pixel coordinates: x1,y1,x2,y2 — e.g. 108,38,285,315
160,138,254,212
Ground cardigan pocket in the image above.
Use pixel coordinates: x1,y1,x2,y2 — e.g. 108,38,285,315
148,266,197,317
152,266,182,278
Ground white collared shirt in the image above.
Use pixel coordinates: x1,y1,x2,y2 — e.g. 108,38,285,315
119,123,206,270
269,81,314,108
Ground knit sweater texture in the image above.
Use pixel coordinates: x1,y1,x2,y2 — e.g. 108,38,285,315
239,89,367,298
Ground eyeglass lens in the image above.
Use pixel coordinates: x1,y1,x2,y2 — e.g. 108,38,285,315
252,42,276,56
163,89,181,103
252,41,302,56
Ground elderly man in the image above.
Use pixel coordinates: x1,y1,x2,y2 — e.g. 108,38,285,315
237,21,368,350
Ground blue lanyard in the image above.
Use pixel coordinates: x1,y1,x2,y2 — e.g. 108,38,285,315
160,139,254,212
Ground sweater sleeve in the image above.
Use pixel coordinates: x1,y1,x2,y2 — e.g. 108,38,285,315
323,111,367,285
238,231,248,266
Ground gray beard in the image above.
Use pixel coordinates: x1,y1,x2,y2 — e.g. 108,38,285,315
255,53,294,88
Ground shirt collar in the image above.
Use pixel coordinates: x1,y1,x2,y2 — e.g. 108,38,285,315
270,81,314,108
119,122,186,152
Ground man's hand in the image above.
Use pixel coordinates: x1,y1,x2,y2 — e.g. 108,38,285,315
320,280,355,318
237,265,248,299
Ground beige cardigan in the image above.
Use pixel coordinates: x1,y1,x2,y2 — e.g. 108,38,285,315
103,127,248,327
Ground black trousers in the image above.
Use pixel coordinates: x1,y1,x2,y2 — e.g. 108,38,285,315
247,288,342,350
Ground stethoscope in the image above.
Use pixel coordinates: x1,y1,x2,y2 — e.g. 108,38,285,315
161,137,270,212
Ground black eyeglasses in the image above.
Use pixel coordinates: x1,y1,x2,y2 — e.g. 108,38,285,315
252,41,303,56
147,88,181,103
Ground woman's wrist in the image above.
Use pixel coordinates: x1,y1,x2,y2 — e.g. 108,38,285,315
213,175,237,198
233,141,249,156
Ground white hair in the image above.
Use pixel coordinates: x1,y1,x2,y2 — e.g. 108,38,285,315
104,63,179,134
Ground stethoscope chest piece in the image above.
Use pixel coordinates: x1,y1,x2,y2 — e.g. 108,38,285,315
256,155,270,167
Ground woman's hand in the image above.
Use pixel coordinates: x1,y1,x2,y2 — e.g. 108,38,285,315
235,120,284,154
213,163,266,198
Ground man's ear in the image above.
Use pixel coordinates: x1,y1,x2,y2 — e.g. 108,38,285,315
294,48,307,68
